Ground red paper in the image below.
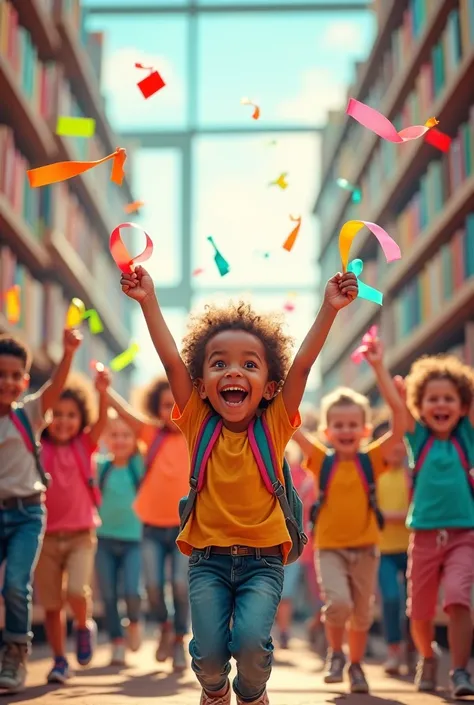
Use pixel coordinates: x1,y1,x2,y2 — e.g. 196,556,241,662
135,63,166,99
424,128,452,153
109,222,154,273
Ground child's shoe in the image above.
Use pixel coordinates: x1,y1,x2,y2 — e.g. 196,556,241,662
110,640,126,666
237,692,269,704
450,669,474,698
0,643,28,693
348,663,369,693
126,621,142,653
200,680,231,704
47,656,71,684
384,648,402,676
155,624,174,662
172,640,187,672
76,619,97,666
415,656,437,691
324,649,346,683
279,632,289,649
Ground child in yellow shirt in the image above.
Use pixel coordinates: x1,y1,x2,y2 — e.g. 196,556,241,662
120,264,357,705
294,387,403,694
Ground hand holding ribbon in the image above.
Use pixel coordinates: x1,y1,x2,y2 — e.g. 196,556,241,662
110,223,154,273
346,98,438,143
351,325,378,364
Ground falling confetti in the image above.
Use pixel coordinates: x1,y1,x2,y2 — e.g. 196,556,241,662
192,267,205,277
282,215,302,252
241,97,260,120
4,285,20,324
207,236,230,277
56,116,96,138
135,62,166,99
269,173,288,190
336,178,362,204
124,200,145,214
110,343,140,372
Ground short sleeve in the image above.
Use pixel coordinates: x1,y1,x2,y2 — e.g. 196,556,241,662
171,387,211,455
303,439,327,479
22,392,51,435
366,438,387,478
262,392,301,463
404,420,429,466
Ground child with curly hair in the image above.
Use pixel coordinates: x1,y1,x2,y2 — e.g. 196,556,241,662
107,377,190,671
35,366,110,684
120,263,357,705
364,340,474,698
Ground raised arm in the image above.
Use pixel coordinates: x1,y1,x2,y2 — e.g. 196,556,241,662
292,428,318,460
39,329,82,416
283,272,358,419
120,266,193,411
107,387,155,437
88,365,110,447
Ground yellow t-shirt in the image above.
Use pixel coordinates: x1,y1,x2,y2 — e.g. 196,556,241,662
377,466,410,554
305,439,386,549
172,389,300,562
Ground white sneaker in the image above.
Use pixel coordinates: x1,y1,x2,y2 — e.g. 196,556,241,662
200,680,231,704
110,642,126,666
0,643,28,693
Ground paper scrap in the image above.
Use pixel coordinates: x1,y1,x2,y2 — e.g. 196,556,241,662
269,173,288,189
124,200,145,214
351,325,378,364
336,177,362,203
135,62,166,99
27,147,126,188
56,116,96,138
282,215,302,252
339,219,401,272
283,292,297,313
192,267,205,277
66,298,86,329
241,97,260,120
346,98,438,143
110,343,140,372
207,236,230,277
424,128,452,153
83,309,104,335
4,285,20,324
347,259,383,305
109,222,154,274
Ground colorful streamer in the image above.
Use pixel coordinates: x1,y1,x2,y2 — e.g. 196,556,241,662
282,215,302,252
339,219,401,273
56,116,96,138
207,236,230,277
346,98,438,143
83,309,104,335
66,298,86,329
269,173,288,190
124,200,145,214
4,285,20,324
27,147,127,188
135,63,166,99
241,97,260,120
109,223,154,274
347,259,383,305
192,267,205,277
351,325,378,364
424,128,452,153
110,343,140,372
336,178,362,203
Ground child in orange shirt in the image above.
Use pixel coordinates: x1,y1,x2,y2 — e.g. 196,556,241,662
107,378,190,672
294,387,403,694
119,264,357,705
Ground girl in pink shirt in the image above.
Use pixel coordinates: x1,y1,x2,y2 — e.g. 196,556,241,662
35,368,110,685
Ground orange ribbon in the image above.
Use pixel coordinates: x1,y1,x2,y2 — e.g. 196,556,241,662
124,200,145,214
282,215,302,252
27,148,127,188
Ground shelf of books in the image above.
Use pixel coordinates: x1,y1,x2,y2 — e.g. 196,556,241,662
314,0,474,402
0,0,134,395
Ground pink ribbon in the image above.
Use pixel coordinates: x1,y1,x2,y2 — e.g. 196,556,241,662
351,325,378,365
346,98,438,143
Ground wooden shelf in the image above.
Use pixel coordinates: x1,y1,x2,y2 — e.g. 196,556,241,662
0,55,56,166
0,313,52,381
46,229,130,354
0,193,51,275
15,0,59,60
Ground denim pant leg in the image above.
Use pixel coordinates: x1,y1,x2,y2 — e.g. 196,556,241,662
2,504,45,644
378,553,403,645
122,541,142,624
170,535,189,636
95,538,123,640
188,551,233,693
232,555,284,702
142,526,169,626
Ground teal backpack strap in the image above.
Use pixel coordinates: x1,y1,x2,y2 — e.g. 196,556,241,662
98,459,114,493
11,406,51,488
179,412,223,530
355,452,385,530
128,453,144,492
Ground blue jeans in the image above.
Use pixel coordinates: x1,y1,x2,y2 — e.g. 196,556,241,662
0,503,45,644
142,525,189,635
188,549,284,702
95,537,142,640
378,552,408,645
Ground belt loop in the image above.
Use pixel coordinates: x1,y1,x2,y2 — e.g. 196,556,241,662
256,548,261,560
204,546,211,559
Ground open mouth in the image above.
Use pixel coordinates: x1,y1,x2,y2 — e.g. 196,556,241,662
433,413,450,423
219,386,249,406
338,438,355,447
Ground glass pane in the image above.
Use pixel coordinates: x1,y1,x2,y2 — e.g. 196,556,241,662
84,14,188,130
197,11,375,127
133,308,188,387
84,0,186,5
192,133,320,289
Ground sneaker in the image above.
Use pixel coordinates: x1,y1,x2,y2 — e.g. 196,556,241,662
110,641,126,666
451,669,474,698
200,680,231,704
126,621,142,653
47,656,71,684
348,663,369,693
155,626,174,662
415,656,437,692
172,640,187,672
76,619,97,667
324,649,346,684
384,652,402,676
0,643,28,693
237,691,269,705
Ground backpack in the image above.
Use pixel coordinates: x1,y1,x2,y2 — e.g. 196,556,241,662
178,412,308,564
144,427,169,476
98,453,143,494
10,405,51,488
68,437,102,508
309,451,385,532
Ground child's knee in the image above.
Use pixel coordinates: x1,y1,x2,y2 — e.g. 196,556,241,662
323,599,353,627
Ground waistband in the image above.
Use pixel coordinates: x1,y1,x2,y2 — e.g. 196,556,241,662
201,545,282,557
0,493,43,510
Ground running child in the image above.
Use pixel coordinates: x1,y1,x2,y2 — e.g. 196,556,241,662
120,263,357,705
0,330,80,693
293,386,404,693
35,366,110,684
365,341,474,697
107,378,190,671
95,410,145,666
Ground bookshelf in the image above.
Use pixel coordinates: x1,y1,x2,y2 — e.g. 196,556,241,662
315,0,474,401
0,0,134,392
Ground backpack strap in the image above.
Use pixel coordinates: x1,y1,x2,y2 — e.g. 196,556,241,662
98,459,114,492
144,427,169,471
128,453,143,492
355,452,385,530
451,429,474,496
70,437,101,507
248,416,287,508
99,454,142,494
10,406,51,488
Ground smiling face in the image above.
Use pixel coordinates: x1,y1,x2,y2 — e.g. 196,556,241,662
324,403,369,457
419,378,465,437
198,329,275,430
0,355,29,411
104,417,137,463
48,397,83,444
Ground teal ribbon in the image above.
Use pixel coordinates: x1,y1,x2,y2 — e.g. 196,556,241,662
348,258,383,305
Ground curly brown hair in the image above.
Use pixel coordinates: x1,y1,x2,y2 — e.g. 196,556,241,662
181,301,294,389
140,376,170,419
42,373,96,439
406,354,474,415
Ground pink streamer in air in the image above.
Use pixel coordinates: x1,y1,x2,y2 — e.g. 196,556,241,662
351,325,378,365
346,98,438,143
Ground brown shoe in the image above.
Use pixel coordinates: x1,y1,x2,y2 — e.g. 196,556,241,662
237,691,269,704
155,627,174,662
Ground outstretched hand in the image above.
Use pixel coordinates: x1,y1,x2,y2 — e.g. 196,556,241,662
324,272,358,311
120,266,155,304
363,337,384,367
